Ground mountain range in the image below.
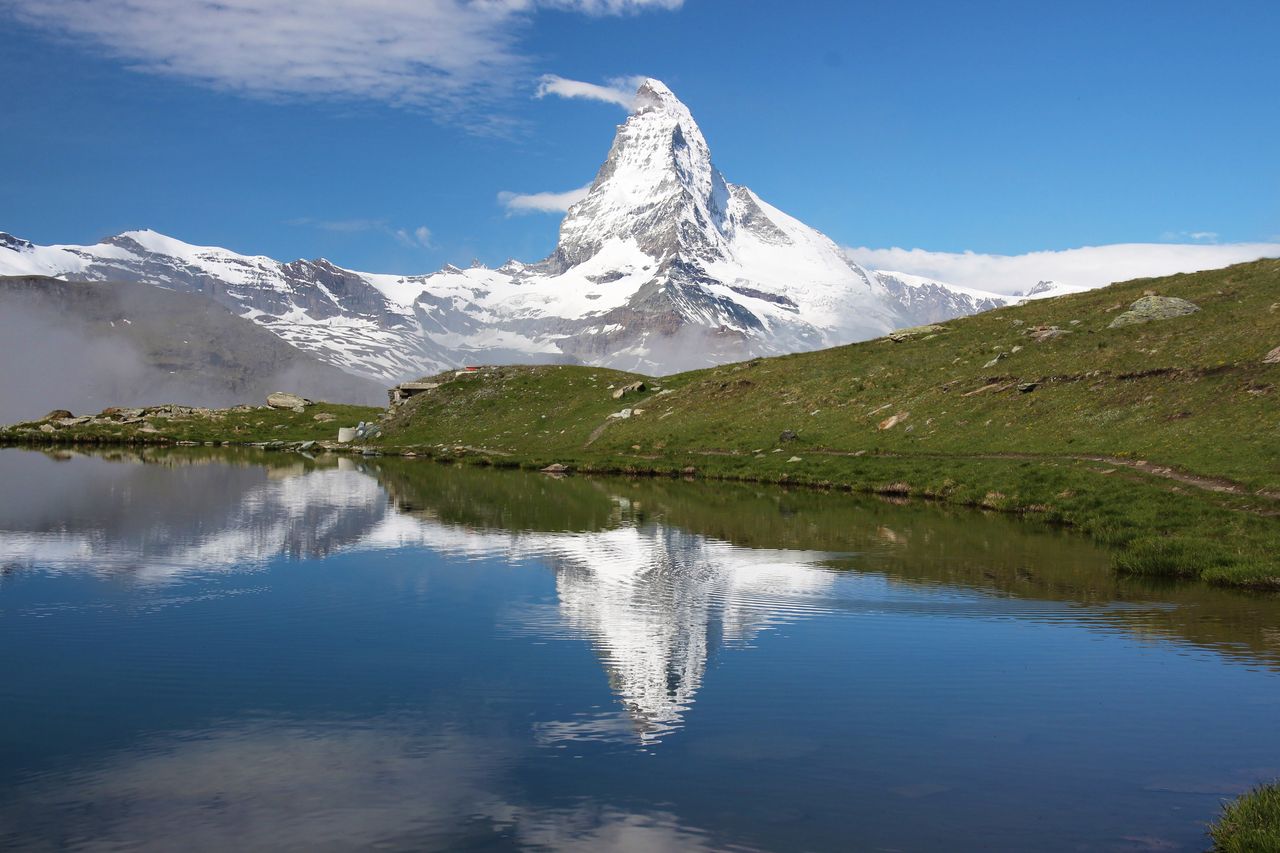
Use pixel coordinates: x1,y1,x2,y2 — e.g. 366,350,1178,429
0,79,1036,384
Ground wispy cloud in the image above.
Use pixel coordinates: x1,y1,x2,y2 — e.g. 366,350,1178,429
4,1,680,123
536,74,646,109
544,0,683,12
288,217,432,249
394,226,433,249
497,183,592,215
1159,230,1220,243
844,242,1280,295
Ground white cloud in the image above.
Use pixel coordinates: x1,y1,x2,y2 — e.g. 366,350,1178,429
536,74,646,109
4,1,680,122
498,183,592,215
394,225,433,249
844,242,1280,295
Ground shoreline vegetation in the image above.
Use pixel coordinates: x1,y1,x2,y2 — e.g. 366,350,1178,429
3,258,1278,591
1210,782,1280,852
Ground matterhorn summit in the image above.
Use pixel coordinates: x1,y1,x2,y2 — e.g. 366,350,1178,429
554,78,732,268
0,79,1007,380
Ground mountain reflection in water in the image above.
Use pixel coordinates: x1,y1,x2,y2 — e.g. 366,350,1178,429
3,448,1280,852
2,447,1279,746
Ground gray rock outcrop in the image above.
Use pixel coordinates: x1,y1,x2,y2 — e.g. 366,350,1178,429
267,392,312,410
1108,296,1200,328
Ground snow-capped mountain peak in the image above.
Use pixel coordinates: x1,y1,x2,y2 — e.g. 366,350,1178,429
0,79,1010,380
1015,280,1087,300
554,77,730,271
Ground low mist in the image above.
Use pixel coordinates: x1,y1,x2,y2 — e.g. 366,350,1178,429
0,281,384,423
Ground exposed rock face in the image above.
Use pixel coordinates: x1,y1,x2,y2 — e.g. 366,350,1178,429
611,381,646,399
0,232,34,251
1109,296,1200,328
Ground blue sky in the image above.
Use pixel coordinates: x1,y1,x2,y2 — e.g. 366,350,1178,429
1,0,1277,277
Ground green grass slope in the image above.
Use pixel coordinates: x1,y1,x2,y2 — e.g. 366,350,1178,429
376,259,1280,587
0,401,382,446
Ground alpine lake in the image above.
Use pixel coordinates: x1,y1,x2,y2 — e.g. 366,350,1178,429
1,446,1278,852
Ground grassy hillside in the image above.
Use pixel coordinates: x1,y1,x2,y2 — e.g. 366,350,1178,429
375,258,1280,587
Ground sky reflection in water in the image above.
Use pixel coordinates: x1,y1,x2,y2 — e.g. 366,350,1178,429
1,448,1278,852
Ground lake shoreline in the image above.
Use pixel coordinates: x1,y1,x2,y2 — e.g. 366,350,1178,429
5,420,1279,592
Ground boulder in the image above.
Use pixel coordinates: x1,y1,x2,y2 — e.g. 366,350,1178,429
1108,296,1200,328
267,392,312,410
1018,382,1038,393
983,352,1008,368
313,412,336,422
541,463,569,474
1029,326,1071,342
878,411,909,430
43,409,73,421
888,324,947,342
611,381,646,399
779,429,798,443
1263,345,1280,364
607,408,634,420
337,427,357,443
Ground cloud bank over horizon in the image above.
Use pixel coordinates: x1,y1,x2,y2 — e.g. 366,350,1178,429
4,0,681,123
844,242,1280,295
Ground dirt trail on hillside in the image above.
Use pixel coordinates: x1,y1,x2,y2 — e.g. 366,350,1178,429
1073,456,1280,501
694,447,1280,504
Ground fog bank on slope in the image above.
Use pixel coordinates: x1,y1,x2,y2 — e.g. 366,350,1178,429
0,277,384,423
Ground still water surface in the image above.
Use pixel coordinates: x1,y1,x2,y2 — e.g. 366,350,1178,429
0,447,1278,851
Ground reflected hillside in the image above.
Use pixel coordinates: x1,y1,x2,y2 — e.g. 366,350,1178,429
373,459,1280,675
3,446,1278,718
0,448,390,581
